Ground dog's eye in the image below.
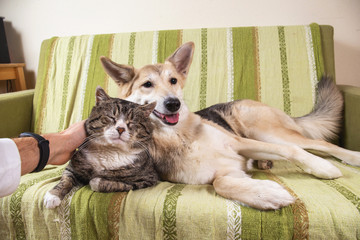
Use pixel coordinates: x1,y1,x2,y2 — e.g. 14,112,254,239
170,78,177,85
143,81,153,88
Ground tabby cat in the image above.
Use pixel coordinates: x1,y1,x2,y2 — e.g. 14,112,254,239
44,87,158,208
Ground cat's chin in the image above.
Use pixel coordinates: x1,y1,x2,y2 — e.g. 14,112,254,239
109,139,127,146
104,137,128,147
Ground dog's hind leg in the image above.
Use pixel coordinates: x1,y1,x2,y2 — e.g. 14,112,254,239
254,128,360,167
229,136,343,179
213,171,295,210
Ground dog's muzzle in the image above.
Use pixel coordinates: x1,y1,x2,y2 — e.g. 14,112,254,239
153,97,181,125
164,98,181,112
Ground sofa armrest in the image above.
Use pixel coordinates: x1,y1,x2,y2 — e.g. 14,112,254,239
338,85,360,151
0,89,34,138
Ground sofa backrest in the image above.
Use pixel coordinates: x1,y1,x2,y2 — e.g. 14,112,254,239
32,23,335,134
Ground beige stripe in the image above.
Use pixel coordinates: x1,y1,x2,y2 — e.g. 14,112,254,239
176,184,228,239
182,29,202,112
152,31,159,64
77,35,95,121
133,31,154,68
206,28,228,107
305,25,318,105
41,37,72,133
108,33,132,97
65,35,91,125
226,28,234,102
37,38,58,133
257,26,284,110
285,26,313,117
104,34,115,93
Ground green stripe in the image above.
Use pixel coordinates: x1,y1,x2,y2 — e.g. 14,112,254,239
278,26,291,115
82,34,113,119
310,23,325,81
199,28,207,109
322,180,360,213
157,30,181,63
265,171,308,240
33,37,58,133
11,166,65,240
58,36,75,131
232,27,258,101
319,26,335,80
241,172,294,239
128,32,136,65
70,186,115,240
162,184,186,240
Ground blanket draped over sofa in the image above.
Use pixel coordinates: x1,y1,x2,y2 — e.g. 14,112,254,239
1,23,360,240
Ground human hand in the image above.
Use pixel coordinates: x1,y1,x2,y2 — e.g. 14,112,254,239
46,120,86,165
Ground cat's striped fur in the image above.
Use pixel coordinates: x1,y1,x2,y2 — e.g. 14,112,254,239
44,87,157,208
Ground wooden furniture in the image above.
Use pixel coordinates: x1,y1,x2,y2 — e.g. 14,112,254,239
0,63,27,91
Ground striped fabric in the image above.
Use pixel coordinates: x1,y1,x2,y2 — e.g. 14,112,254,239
1,24,360,240
33,23,323,134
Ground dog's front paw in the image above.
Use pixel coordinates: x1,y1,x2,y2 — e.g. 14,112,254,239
43,191,61,209
89,178,101,192
253,180,296,210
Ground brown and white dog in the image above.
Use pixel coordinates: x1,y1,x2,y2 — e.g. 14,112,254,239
100,42,360,210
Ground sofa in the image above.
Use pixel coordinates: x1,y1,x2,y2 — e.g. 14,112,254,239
1,23,360,239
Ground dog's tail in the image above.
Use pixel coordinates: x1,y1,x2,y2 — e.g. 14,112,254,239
294,76,343,141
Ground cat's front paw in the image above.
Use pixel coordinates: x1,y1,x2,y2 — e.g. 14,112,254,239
44,191,61,209
89,178,101,192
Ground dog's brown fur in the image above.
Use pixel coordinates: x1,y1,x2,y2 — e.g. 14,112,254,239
100,42,360,210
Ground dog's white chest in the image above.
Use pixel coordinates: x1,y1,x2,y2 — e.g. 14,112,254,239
178,124,245,184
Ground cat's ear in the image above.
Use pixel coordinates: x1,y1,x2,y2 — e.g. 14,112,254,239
141,102,157,117
95,86,111,104
100,56,136,85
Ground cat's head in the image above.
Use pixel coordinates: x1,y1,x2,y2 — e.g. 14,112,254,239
85,87,156,150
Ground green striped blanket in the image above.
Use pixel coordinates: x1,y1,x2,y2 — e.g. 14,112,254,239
1,24,359,240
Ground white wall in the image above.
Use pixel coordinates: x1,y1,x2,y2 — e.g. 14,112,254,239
1,0,359,88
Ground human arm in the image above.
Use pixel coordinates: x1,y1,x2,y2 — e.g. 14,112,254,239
13,120,86,175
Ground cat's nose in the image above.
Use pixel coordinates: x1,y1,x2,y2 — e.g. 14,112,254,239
116,127,125,135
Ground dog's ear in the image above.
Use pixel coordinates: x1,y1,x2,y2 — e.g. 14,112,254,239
166,42,194,77
95,86,111,105
100,56,135,85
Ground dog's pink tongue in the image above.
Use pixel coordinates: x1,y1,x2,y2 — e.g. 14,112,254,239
165,113,180,124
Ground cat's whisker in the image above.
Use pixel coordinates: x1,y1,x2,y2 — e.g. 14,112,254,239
134,141,153,160
72,134,104,157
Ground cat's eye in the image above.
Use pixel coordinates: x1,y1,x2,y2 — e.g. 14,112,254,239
101,115,116,124
170,78,177,85
143,81,153,88
127,122,133,129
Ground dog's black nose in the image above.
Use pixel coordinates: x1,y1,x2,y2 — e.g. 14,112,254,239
164,98,181,112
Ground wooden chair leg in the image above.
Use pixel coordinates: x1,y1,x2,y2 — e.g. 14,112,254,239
14,66,27,91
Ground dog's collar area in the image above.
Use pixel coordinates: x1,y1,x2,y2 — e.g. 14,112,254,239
153,110,179,125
